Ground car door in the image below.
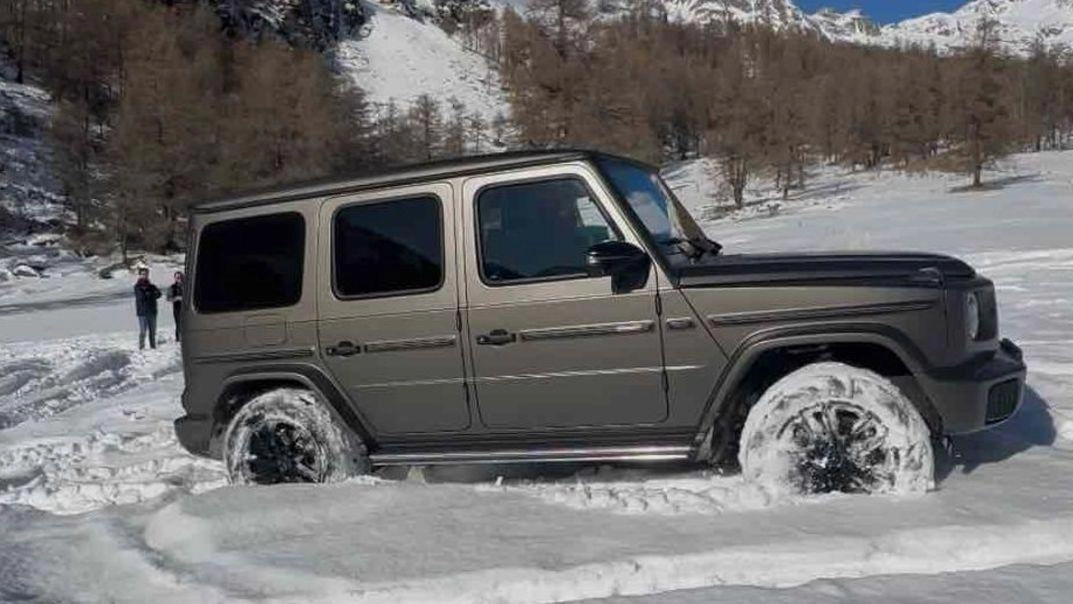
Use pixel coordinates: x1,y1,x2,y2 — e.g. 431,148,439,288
461,163,667,430
317,183,471,435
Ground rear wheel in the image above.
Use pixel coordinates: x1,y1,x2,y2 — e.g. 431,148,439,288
738,362,934,496
223,388,369,485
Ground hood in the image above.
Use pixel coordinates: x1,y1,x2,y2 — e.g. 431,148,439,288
674,251,975,288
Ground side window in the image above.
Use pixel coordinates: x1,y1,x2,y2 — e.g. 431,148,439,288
477,178,618,284
194,212,305,313
334,196,443,298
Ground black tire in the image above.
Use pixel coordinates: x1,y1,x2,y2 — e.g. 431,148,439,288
223,388,369,485
738,362,934,496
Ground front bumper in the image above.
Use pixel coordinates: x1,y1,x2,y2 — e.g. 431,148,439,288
922,338,1027,434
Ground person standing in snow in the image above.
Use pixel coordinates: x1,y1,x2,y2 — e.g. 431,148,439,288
134,266,162,350
166,271,185,343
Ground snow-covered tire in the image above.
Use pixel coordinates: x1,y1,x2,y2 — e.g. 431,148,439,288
223,388,369,485
738,362,934,496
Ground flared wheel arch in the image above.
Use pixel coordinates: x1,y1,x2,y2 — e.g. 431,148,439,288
214,366,375,452
697,328,943,465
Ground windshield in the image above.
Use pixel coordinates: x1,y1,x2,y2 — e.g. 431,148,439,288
596,157,711,260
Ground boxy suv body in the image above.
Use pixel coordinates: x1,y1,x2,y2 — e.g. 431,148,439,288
175,150,1026,493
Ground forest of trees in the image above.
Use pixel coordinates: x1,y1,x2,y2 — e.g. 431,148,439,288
1,0,490,254
2,0,1073,255
500,1,1073,205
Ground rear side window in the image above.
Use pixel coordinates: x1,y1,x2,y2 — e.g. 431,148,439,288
333,196,443,298
194,212,305,313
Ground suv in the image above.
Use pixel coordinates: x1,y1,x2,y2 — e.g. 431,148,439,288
175,150,1026,495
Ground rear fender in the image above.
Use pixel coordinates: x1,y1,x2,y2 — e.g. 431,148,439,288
218,364,375,445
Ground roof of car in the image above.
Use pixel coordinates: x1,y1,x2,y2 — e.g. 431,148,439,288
192,149,653,214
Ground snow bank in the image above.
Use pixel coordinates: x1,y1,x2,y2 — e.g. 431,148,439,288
131,477,1073,603
482,469,783,515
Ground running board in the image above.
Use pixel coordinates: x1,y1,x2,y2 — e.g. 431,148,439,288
369,445,693,466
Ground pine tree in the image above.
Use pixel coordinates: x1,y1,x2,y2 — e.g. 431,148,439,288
409,94,443,160
953,19,1015,188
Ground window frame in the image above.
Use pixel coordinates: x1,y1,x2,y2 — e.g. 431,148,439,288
473,175,623,288
193,211,306,315
330,193,447,302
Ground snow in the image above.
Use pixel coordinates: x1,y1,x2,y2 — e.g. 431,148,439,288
583,1,1073,55
887,0,1073,55
738,362,935,497
0,150,1072,601
0,79,62,225
335,1,509,123
0,252,184,343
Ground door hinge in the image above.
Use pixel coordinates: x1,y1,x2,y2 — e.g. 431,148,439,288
455,309,463,333
462,379,470,403
661,370,669,393
655,293,663,316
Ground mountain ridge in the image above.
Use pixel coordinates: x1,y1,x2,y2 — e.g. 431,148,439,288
580,0,1073,53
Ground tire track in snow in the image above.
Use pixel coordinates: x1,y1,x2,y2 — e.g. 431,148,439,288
0,425,226,514
0,335,179,429
0,333,227,514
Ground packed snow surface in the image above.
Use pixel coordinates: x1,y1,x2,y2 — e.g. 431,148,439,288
1,151,1072,602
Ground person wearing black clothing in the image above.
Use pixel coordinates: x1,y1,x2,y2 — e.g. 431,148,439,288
134,267,162,350
167,271,185,343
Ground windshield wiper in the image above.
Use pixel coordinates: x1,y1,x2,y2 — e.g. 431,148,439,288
659,236,722,259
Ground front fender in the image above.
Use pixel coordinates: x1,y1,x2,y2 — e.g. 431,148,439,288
696,322,931,438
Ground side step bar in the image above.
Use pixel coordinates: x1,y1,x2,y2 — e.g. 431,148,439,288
369,445,693,466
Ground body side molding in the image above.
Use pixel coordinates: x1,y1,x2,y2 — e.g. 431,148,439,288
707,300,936,327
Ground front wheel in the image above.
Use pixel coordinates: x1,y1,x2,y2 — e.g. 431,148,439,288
223,388,369,485
738,362,934,496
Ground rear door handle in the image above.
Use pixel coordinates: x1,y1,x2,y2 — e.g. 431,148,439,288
476,329,516,346
326,341,360,357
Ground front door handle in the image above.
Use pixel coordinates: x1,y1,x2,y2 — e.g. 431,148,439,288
476,329,516,346
326,341,360,357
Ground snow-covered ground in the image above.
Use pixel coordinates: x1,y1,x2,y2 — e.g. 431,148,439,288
1,151,1072,602
335,1,509,123
0,78,62,226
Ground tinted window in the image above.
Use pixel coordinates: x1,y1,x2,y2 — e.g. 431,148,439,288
334,196,443,297
477,179,618,283
194,213,305,313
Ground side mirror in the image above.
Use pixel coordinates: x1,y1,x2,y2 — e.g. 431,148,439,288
586,241,651,293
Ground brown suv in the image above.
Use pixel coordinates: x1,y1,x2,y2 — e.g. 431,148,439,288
175,150,1025,495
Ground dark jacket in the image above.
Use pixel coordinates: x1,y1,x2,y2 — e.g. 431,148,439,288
135,279,162,316
167,282,184,307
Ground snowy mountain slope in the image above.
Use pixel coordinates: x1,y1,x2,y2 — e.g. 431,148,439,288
565,0,1072,54
1,151,1072,601
806,8,882,44
0,79,62,230
658,0,808,29
335,1,509,122
885,0,1073,54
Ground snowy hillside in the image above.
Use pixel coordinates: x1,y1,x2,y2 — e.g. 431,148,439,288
335,1,509,122
807,8,882,44
1,151,1072,601
658,0,808,30
886,0,1073,54
0,79,62,231
591,0,1073,54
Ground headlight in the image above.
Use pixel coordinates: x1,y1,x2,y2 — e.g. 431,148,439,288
965,292,980,341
